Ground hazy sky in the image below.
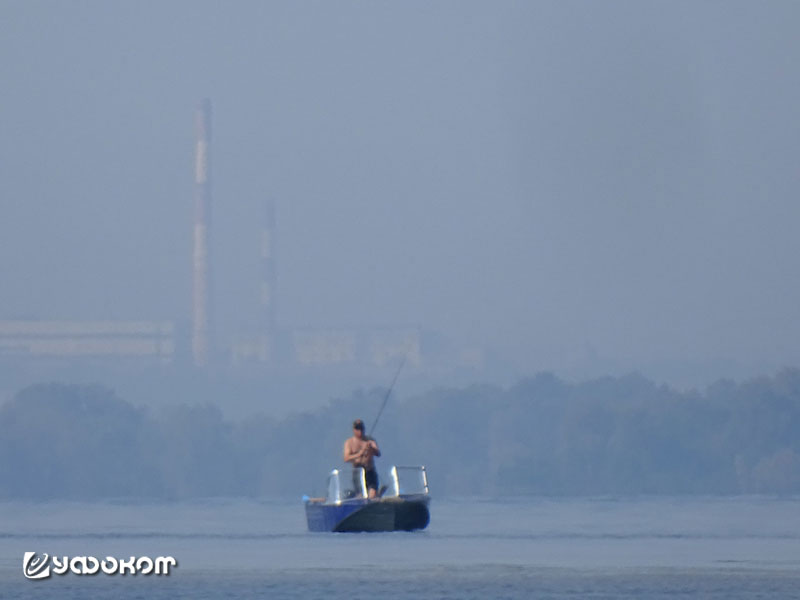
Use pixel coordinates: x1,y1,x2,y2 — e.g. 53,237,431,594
2,1,800,382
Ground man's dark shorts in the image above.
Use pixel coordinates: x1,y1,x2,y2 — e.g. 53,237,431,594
351,468,379,496
365,468,379,492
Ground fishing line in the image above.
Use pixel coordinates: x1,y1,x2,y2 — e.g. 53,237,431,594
368,354,407,437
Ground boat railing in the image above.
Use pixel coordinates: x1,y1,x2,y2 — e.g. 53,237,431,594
387,465,429,497
318,465,428,504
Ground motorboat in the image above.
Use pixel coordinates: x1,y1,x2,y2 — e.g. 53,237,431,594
303,465,430,532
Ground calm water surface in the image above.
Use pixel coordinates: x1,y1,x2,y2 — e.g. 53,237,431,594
1,497,798,598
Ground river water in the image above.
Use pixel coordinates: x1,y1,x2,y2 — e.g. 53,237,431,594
1,496,799,598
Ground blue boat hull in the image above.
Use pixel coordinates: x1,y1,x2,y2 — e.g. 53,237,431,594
305,496,430,533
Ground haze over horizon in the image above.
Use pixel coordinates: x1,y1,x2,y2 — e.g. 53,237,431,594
2,1,800,389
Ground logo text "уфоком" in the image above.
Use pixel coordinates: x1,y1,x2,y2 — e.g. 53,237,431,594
23,552,177,580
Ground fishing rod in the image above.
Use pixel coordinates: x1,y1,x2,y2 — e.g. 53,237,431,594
368,354,407,438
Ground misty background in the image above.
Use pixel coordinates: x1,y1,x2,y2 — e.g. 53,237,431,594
3,1,800,384
1,2,800,498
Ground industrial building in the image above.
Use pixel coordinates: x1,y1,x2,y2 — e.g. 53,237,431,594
0,320,175,363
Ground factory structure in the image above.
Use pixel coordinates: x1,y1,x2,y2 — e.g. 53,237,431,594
0,101,437,373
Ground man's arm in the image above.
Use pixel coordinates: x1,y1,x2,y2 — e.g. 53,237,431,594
367,438,381,458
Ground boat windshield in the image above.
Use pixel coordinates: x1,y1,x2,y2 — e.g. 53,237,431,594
325,466,367,503
387,466,429,497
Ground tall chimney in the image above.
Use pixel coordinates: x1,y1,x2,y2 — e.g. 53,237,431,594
260,199,276,337
192,99,213,367
251,199,277,362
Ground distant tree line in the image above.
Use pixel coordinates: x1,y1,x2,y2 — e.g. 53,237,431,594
1,370,799,499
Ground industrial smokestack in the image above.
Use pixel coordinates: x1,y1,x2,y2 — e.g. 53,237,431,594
260,199,276,336
192,99,213,367
246,199,277,362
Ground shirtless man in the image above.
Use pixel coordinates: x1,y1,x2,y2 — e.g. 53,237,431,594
343,419,381,498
